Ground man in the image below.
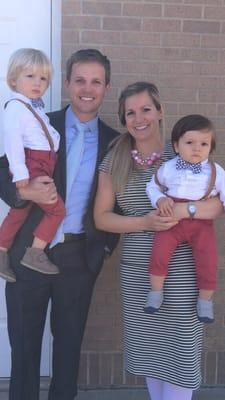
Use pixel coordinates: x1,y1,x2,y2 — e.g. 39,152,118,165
0,49,119,400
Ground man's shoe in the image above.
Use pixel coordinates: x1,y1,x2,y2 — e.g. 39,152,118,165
21,247,59,275
0,250,16,282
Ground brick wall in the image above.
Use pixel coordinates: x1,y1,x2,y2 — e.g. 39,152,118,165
62,0,225,389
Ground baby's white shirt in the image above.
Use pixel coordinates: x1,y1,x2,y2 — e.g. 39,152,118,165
147,156,225,208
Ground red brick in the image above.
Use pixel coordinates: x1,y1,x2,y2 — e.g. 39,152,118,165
163,103,179,115
102,45,142,60
62,15,101,29
121,31,160,46
206,351,217,385
99,353,113,385
199,88,225,103
183,20,220,34
89,353,100,385
83,1,121,16
159,75,199,89
63,0,81,15
120,60,158,75
143,18,181,32
159,62,199,75
204,6,225,19
179,103,217,116
161,32,200,48
161,87,196,102
180,48,218,62
113,353,124,385
142,47,182,62
125,371,136,385
164,5,202,18
201,35,225,48
184,0,223,4
123,3,162,18
78,353,88,386
200,63,225,75
103,16,141,31
62,29,79,43
81,30,120,45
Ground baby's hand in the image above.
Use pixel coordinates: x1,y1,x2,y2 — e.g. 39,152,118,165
157,197,174,217
16,179,29,188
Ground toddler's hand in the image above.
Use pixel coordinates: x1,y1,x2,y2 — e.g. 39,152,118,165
157,197,174,217
15,178,29,188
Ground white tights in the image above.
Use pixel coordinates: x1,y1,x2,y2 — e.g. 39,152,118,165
146,377,193,400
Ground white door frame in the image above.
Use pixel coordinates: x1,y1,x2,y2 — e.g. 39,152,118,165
51,0,62,112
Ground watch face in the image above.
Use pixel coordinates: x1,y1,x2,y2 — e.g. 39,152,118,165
188,203,196,216
189,205,196,213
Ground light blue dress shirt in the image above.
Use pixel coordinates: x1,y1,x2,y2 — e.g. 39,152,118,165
62,106,98,234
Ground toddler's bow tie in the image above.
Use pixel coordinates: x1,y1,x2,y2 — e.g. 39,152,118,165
176,156,202,174
31,98,44,109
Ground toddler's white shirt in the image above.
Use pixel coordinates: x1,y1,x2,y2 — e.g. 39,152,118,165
3,92,60,182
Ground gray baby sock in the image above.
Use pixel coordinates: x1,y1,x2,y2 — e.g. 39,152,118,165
143,290,163,314
196,297,214,323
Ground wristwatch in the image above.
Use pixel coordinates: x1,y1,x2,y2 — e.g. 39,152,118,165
187,202,197,218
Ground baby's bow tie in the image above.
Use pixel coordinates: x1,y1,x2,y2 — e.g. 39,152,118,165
31,98,45,109
176,156,202,174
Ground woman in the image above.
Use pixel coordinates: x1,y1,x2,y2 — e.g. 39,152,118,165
94,82,222,400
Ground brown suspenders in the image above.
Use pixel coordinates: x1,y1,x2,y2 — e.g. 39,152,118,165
154,160,217,201
4,98,55,152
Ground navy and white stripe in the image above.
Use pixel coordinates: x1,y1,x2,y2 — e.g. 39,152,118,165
100,142,203,389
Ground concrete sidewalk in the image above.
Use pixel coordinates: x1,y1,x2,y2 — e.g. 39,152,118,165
1,386,225,400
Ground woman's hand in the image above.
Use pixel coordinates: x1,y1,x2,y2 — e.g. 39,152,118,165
18,176,57,204
143,210,178,232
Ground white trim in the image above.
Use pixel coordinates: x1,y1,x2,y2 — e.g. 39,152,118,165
51,0,62,111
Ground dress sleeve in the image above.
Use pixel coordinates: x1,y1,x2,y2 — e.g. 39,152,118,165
99,151,113,174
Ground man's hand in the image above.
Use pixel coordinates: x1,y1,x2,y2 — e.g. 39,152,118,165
18,176,57,204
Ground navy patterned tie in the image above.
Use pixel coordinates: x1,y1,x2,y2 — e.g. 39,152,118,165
31,98,45,109
176,156,202,174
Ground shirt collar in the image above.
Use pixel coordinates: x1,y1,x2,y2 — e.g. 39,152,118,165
10,91,35,106
66,105,98,135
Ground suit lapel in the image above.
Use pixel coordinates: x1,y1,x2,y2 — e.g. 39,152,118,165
49,108,67,200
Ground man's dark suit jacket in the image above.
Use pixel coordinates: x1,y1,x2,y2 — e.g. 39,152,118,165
0,107,120,276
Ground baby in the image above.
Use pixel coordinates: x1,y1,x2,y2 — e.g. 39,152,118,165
144,114,225,323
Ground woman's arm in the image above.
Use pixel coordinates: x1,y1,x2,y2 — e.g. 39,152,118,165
94,171,178,234
173,196,224,221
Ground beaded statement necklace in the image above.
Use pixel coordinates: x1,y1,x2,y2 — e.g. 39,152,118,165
131,149,161,167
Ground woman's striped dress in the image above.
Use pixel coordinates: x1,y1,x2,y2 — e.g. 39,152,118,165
100,143,203,389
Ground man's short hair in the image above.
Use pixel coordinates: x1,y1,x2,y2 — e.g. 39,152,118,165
66,48,111,86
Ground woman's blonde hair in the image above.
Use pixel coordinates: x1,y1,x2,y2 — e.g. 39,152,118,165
7,48,53,90
109,81,164,192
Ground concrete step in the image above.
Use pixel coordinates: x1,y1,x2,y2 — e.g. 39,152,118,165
0,381,225,400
